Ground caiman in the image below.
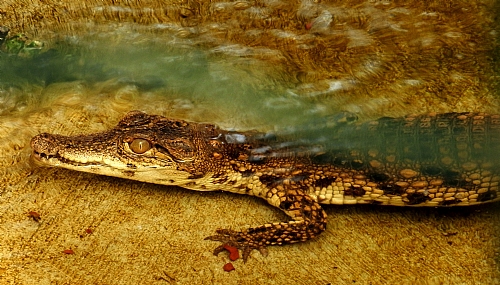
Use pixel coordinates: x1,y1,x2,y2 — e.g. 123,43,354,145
30,111,500,260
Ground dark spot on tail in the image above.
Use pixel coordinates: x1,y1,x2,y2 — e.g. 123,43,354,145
279,192,301,210
369,172,390,182
279,200,293,210
332,156,348,166
442,199,461,206
422,166,442,176
406,193,429,205
442,170,464,187
260,174,279,186
345,186,366,197
315,177,337,188
380,183,404,195
477,191,497,202
311,153,332,164
350,160,365,169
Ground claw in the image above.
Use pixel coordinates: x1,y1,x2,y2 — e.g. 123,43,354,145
212,244,226,256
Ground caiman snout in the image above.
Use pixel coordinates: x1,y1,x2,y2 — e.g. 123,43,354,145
30,133,61,161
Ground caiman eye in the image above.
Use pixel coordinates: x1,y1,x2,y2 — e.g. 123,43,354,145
129,138,151,154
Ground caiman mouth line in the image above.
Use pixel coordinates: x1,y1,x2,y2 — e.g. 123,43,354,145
32,150,104,167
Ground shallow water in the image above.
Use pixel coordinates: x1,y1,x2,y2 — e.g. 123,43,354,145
1,15,499,158
0,25,319,127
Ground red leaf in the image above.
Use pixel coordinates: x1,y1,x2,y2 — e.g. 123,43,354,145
63,249,75,254
223,244,240,261
223,263,235,272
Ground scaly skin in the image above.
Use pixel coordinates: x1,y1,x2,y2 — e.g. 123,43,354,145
30,111,500,260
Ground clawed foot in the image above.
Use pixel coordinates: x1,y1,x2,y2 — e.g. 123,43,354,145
204,194,327,262
205,229,269,262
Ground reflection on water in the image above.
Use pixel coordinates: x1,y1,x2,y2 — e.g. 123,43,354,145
0,25,336,131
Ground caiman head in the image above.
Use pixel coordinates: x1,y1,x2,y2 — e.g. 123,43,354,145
30,111,224,189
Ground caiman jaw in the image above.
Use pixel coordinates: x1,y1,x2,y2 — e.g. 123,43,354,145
29,112,210,187
31,133,109,167
30,132,197,186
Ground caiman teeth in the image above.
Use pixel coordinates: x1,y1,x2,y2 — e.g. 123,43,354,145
32,150,103,167
32,150,55,160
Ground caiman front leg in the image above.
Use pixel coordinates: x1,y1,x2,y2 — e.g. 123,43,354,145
205,187,327,261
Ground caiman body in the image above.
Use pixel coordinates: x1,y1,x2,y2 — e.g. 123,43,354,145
30,111,500,260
